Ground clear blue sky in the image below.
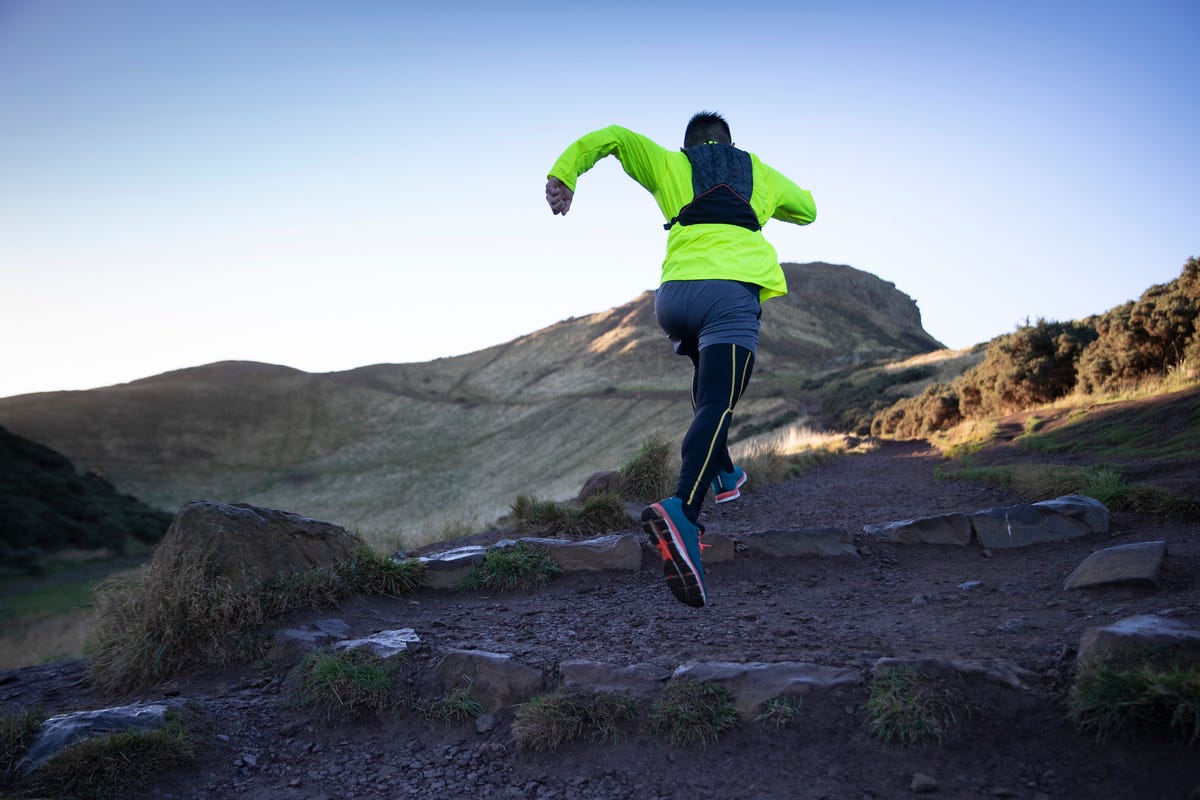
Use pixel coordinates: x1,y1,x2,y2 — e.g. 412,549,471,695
2,0,1197,398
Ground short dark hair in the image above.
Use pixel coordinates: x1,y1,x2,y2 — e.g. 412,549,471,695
684,111,732,147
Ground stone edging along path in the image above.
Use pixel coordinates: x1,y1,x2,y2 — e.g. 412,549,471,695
372,492,1191,716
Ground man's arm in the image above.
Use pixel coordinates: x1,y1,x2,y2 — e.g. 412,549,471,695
545,125,670,215
763,163,817,226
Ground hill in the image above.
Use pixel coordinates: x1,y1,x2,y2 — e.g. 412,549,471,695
0,263,942,547
0,426,172,574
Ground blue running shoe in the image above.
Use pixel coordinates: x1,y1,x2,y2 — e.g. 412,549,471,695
641,498,707,608
711,465,747,503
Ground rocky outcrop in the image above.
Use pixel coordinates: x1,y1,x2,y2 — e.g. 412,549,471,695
154,500,360,591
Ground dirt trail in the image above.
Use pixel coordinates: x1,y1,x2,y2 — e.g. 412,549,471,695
3,441,1198,800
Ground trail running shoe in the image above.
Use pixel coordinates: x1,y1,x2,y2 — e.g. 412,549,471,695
711,465,747,503
641,498,707,608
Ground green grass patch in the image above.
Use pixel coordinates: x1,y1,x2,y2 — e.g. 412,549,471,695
32,710,194,800
1069,654,1200,745
646,680,738,747
1,707,44,784
455,541,563,594
293,648,406,721
866,666,968,746
1021,388,1200,461
509,492,631,537
425,683,485,723
511,690,638,751
754,695,803,728
936,463,1197,517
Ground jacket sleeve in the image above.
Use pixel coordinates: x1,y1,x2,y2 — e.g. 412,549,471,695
762,162,817,226
547,125,671,194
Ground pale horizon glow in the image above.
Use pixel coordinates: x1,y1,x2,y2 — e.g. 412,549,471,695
2,0,1197,398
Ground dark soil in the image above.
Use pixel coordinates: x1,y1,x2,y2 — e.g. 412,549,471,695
3,441,1198,800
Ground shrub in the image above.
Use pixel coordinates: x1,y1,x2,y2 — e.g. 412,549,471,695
33,711,193,800
511,690,638,751
646,680,738,747
865,666,967,746
1069,654,1199,745
293,648,405,721
454,541,563,594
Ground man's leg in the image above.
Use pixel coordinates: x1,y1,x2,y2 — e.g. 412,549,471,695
675,343,755,523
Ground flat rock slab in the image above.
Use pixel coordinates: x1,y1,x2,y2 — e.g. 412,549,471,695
559,660,672,700
333,628,420,659
740,528,858,558
671,660,861,720
269,618,351,661
971,494,1109,549
503,534,642,572
871,656,1032,690
19,698,189,775
416,546,488,590
1077,615,1200,666
433,649,544,712
863,512,973,546
1064,540,1168,591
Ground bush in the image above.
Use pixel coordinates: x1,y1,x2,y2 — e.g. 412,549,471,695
646,680,738,747
454,541,563,594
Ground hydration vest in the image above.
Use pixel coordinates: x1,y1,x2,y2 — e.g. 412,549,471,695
664,143,761,232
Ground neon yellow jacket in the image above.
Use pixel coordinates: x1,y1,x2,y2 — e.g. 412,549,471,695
548,125,816,301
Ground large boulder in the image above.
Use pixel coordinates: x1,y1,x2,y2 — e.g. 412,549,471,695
971,495,1109,549
154,500,359,590
504,534,642,572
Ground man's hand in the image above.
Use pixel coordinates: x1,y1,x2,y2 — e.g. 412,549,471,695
545,176,574,215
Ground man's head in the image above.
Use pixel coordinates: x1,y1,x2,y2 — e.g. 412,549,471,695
684,111,732,148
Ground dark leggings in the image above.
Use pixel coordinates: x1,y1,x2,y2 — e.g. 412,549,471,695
674,343,755,522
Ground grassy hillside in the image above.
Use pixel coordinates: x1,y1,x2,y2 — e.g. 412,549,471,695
0,263,942,549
